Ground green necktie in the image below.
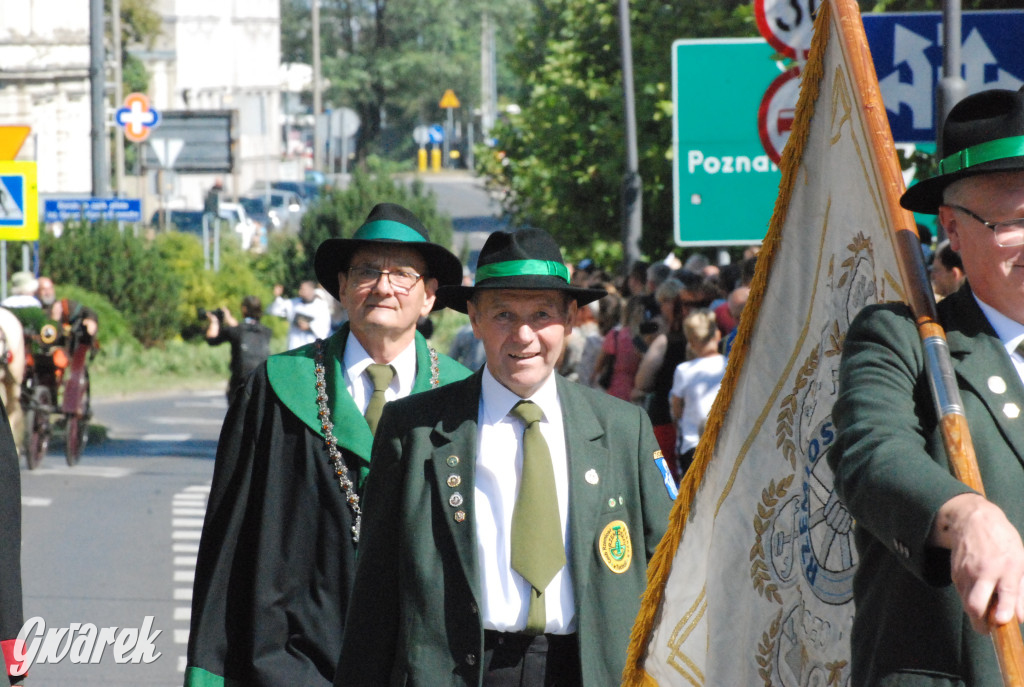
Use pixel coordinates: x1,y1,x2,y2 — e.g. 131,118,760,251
509,400,566,635
363,363,395,435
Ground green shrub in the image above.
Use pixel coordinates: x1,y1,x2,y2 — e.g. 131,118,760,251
39,221,181,345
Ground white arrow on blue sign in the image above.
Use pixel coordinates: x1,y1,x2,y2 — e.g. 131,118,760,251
863,10,1024,143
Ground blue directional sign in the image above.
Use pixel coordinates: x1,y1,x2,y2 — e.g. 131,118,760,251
0,161,38,240
863,11,1024,143
427,124,444,144
44,198,143,223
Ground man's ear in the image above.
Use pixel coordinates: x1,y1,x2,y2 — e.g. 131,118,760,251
335,272,349,306
467,299,481,337
938,206,961,252
565,300,578,332
419,277,438,317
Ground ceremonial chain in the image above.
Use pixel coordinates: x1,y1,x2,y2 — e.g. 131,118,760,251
313,339,441,543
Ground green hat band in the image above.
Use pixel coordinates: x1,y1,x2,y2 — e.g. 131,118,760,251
475,259,570,284
352,219,426,243
938,134,1024,175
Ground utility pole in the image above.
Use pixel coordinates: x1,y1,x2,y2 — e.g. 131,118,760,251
90,0,108,197
312,0,323,172
617,0,642,275
936,0,966,155
112,0,125,197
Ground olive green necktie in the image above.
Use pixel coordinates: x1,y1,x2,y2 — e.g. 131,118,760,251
363,364,395,435
509,400,566,635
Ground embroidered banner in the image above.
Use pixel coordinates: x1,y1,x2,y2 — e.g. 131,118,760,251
625,0,915,683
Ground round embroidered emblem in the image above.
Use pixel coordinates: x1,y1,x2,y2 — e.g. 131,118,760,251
598,520,632,574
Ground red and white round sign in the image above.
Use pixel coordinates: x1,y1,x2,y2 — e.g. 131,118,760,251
757,64,802,165
754,0,822,60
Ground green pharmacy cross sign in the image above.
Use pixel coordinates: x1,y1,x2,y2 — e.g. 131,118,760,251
672,38,785,246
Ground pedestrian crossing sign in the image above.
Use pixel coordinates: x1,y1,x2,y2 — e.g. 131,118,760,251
0,161,38,241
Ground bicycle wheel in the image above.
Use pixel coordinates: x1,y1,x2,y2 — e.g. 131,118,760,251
25,386,51,470
64,377,90,467
65,415,86,466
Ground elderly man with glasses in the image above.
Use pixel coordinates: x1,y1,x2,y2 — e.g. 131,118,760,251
831,87,1024,686
185,203,472,687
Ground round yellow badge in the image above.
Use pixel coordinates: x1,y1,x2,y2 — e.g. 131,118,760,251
598,520,632,574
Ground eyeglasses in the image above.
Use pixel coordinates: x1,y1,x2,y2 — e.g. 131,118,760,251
948,204,1024,248
348,265,423,293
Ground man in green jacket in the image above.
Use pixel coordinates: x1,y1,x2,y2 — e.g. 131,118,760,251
185,203,471,687
335,228,675,686
832,87,1024,685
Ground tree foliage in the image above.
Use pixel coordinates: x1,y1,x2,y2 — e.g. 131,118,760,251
39,223,182,346
280,0,533,161
481,0,754,259
296,160,455,280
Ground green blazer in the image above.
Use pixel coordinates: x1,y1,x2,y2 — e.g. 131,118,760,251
334,372,674,687
831,285,1024,686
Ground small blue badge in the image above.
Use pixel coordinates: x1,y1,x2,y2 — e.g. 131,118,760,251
653,451,678,500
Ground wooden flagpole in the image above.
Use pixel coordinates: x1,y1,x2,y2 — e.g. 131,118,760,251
832,0,1024,681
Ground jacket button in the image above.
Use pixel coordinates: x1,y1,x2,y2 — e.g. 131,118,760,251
465,653,477,666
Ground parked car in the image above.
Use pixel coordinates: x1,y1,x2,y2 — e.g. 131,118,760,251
239,195,280,234
270,190,305,232
218,201,263,251
151,209,205,236
252,180,321,204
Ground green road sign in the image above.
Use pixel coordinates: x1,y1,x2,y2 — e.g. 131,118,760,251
673,38,784,246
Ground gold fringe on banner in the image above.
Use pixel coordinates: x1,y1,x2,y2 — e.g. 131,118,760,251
621,2,833,683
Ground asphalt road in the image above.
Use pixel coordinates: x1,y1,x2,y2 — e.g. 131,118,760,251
18,389,224,686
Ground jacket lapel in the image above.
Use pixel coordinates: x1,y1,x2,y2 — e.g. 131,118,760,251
556,377,609,606
943,288,1024,467
268,327,446,462
427,373,484,604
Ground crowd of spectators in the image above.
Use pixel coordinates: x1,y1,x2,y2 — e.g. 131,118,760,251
477,248,760,483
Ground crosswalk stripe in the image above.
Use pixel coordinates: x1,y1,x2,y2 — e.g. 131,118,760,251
173,483,210,675
173,530,201,540
27,466,132,478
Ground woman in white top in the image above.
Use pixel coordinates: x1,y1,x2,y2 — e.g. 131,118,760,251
669,308,726,479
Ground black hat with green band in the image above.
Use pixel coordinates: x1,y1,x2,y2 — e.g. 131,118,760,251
314,202,463,301
901,86,1024,214
437,227,607,313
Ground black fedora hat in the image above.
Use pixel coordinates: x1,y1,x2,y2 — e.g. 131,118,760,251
314,203,463,301
437,227,607,314
901,86,1024,214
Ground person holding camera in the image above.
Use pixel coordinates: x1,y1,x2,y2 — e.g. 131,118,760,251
204,296,272,405
268,280,331,350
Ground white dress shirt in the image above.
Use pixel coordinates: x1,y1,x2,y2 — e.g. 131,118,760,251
474,367,575,634
974,294,1024,386
342,332,418,414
